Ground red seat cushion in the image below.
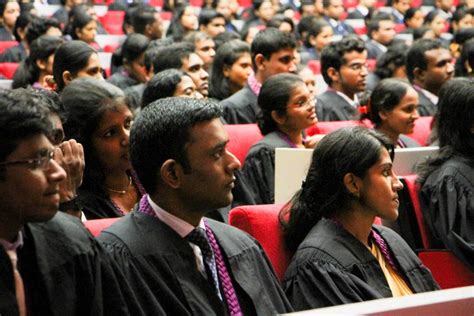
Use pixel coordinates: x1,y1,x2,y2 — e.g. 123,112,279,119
224,124,263,166
0,62,19,79
405,116,433,146
0,41,17,54
229,204,292,281
84,217,120,237
418,250,474,289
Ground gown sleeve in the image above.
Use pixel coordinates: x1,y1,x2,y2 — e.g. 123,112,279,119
420,175,474,270
283,260,384,311
242,147,276,205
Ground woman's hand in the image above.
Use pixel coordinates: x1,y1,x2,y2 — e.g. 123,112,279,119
54,139,85,203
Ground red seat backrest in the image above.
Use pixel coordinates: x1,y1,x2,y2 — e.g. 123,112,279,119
0,41,17,54
0,62,19,79
229,204,292,282
418,250,474,289
84,217,120,237
403,174,432,249
224,124,263,166
98,11,125,35
307,60,321,74
405,116,433,146
306,120,372,136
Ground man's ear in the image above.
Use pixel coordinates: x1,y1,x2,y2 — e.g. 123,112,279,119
327,67,339,83
343,173,361,198
160,159,181,189
62,71,73,86
254,53,266,71
413,67,425,82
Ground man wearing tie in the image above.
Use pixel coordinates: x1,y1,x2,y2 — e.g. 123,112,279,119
98,97,292,315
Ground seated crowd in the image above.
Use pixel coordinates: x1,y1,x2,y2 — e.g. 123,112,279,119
0,0,473,314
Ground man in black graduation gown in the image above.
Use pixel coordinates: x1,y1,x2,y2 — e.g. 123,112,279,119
219,28,298,124
406,39,454,116
0,89,135,315
317,36,368,121
98,97,293,315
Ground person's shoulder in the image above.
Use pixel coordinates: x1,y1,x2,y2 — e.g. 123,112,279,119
207,219,261,251
220,86,256,108
27,212,96,255
316,90,338,102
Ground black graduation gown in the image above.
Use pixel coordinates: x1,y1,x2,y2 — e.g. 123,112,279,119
0,43,26,63
283,218,439,311
107,72,139,90
98,212,293,315
220,85,258,124
243,131,292,205
123,83,145,110
316,90,359,121
17,212,136,315
79,190,125,219
0,246,18,316
419,154,474,270
415,89,436,117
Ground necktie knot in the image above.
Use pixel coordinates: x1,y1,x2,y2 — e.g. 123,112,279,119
186,227,213,260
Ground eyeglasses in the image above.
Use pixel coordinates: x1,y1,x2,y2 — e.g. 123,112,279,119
0,150,55,170
290,97,316,109
343,63,369,71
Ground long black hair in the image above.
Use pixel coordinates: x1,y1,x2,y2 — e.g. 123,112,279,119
61,78,130,197
417,78,474,184
12,35,63,89
281,126,394,252
257,73,304,135
209,39,250,100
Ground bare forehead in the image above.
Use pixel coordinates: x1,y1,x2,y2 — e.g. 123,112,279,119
343,50,367,64
187,118,227,145
424,48,451,63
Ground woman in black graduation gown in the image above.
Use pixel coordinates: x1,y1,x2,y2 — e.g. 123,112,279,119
281,126,439,311
62,78,145,219
360,78,421,148
417,78,474,271
243,73,319,204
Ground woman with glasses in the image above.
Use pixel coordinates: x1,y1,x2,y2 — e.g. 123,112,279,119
243,73,319,204
282,127,439,310
62,78,145,219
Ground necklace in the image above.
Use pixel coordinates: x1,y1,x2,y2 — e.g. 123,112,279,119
107,175,132,195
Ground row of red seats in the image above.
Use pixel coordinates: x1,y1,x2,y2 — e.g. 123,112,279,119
224,117,433,168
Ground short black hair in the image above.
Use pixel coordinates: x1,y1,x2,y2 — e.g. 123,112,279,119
367,13,393,39
151,42,195,74
320,36,366,85
406,38,444,82
130,97,222,193
0,89,52,177
142,69,189,108
198,9,225,27
132,5,157,35
25,16,61,45
250,28,297,69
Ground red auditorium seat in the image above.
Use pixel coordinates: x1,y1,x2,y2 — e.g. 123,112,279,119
405,116,433,146
84,217,120,237
0,62,19,79
403,174,432,249
354,25,368,35
367,59,376,72
229,204,292,281
224,124,263,166
394,23,406,33
0,41,17,54
104,42,120,53
307,60,321,74
98,11,125,35
418,250,474,289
